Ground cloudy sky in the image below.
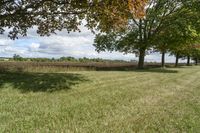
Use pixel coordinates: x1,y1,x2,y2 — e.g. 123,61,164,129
0,26,185,63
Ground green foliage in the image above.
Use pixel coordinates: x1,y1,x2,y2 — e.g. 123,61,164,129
13,54,23,61
59,56,77,62
94,0,198,68
152,0,200,64
94,31,139,54
9,55,130,64
0,0,147,39
93,0,200,68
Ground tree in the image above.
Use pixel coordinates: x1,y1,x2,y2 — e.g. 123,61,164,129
94,0,193,69
13,54,23,61
0,0,148,39
180,44,200,66
154,23,200,67
168,23,200,67
191,46,200,65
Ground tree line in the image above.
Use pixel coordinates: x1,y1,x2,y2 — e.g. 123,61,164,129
11,54,129,63
93,0,200,68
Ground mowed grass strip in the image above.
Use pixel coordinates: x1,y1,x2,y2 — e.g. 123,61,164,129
0,66,200,132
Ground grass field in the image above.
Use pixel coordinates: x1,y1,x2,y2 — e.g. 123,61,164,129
0,66,200,132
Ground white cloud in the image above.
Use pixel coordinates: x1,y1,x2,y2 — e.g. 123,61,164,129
29,43,40,51
0,37,14,46
4,46,27,55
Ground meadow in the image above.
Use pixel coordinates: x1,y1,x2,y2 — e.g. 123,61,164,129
0,63,200,132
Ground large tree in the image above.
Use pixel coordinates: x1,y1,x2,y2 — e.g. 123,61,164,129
94,0,200,68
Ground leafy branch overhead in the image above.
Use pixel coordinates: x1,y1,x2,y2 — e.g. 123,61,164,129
0,0,148,39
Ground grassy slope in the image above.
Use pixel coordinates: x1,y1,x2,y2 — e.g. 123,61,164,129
0,66,200,132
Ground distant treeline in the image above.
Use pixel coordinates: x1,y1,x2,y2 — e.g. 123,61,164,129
3,54,131,63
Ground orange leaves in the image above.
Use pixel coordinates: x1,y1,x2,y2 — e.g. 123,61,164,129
128,0,148,18
98,0,148,32
193,44,200,49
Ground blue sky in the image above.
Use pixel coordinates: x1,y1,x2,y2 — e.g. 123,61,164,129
0,26,185,63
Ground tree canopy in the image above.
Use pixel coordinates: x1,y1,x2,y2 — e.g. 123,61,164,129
0,0,148,39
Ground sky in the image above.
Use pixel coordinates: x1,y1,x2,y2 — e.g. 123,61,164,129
0,26,186,63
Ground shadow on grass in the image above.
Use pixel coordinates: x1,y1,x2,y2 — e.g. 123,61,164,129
0,72,88,93
97,66,178,73
134,68,178,73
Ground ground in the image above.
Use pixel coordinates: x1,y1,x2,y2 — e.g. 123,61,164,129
0,66,200,132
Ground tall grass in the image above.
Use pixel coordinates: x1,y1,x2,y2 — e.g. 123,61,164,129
0,61,180,72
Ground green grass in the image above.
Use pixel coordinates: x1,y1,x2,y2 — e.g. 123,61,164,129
0,66,200,132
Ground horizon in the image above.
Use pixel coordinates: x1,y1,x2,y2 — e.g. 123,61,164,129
0,26,187,63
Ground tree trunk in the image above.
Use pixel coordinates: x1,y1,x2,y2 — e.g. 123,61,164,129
138,48,145,69
195,58,198,65
187,56,190,66
161,52,165,68
175,53,179,67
